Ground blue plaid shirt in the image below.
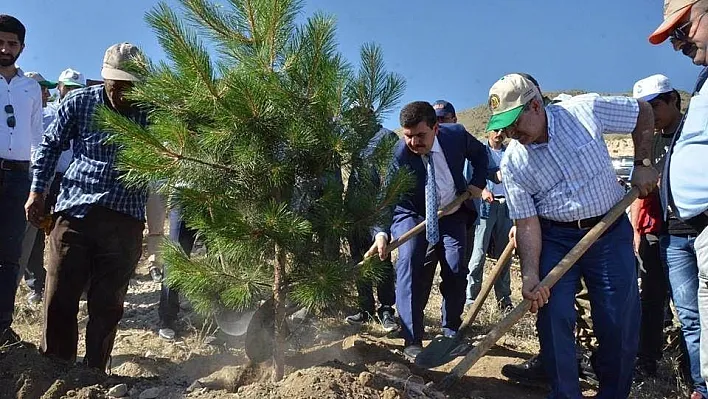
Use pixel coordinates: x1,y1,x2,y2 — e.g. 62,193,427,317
31,85,149,221
501,94,639,222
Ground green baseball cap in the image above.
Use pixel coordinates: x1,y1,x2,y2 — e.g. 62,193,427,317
24,72,58,89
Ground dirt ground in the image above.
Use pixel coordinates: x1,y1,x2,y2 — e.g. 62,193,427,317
0,201,689,398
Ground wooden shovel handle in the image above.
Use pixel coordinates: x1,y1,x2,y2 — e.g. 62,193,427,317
356,190,473,266
437,188,639,389
459,240,515,334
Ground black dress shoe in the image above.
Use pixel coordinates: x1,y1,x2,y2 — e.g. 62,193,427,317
501,355,549,386
403,344,423,361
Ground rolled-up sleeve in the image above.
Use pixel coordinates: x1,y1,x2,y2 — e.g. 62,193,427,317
501,160,537,220
592,96,640,134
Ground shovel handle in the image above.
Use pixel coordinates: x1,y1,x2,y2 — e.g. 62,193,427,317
356,190,473,266
437,188,639,389
459,240,515,334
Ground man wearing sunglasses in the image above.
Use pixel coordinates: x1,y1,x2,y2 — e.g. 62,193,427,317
489,73,657,398
649,0,708,392
0,14,43,346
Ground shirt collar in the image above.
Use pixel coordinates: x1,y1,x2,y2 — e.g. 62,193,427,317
431,136,442,154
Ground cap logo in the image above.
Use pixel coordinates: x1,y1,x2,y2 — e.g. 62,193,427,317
433,103,444,110
489,94,500,111
636,84,643,94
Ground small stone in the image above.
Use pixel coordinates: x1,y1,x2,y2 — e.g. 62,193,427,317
358,371,374,387
312,376,321,383
139,387,163,399
381,387,402,399
186,380,203,393
144,350,157,359
108,383,128,398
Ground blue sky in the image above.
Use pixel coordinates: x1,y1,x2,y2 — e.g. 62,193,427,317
6,0,702,129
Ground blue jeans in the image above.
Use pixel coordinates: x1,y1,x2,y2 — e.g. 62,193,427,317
661,233,707,397
0,169,31,330
466,199,512,306
537,216,639,399
159,208,196,326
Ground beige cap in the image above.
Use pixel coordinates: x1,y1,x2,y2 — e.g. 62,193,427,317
101,42,142,82
486,74,540,131
649,0,699,44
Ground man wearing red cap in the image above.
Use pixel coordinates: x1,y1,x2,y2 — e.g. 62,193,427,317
649,1,708,395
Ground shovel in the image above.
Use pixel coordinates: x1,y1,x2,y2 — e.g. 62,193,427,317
240,190,475,362
415,239,515,368
434,188,639,389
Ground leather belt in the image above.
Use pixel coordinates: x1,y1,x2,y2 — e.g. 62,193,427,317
540,214,605,230
685,210,708,236
0,158,29,172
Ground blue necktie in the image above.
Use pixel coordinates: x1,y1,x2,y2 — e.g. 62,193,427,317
424,154,440,245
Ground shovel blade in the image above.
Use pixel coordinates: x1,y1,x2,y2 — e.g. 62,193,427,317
414,336,467,369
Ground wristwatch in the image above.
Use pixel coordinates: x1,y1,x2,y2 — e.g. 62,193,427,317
633,158,652,167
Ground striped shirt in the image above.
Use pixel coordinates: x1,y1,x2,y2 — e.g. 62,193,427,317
501,94,639,221
31,85,149,221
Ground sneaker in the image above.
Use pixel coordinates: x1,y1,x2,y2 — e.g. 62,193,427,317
149,267,163,283
158,327,175,340
379,311,399,332
26,292,42,305
0,328,21,347
345,312,374,325
501,355,548,386
403,344,423,361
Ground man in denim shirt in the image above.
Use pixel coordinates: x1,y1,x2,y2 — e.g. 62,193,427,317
466,128,513,311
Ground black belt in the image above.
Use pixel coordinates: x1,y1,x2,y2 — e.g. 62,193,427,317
540,214,605,230
0,158,29,171
685,210,708,235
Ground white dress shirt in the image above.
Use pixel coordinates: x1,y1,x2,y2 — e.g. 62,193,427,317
427,137,458,212
0,68,43,161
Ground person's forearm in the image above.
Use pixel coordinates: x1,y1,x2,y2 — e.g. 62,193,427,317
516,216,542,279
630,200,641,231
632,101,655,161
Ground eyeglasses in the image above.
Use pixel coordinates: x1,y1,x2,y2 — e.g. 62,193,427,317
499,102,531,136
4,105,15,128
670,10,708,42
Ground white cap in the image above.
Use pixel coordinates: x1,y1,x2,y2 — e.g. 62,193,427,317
633,74,673,102
58,68,86,87
101,42,142,82
551,93,573,103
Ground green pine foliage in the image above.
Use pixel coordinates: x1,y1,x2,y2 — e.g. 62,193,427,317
99,0,411,318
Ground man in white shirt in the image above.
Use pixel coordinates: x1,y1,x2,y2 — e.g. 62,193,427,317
20,69,85,305
0,14,43,345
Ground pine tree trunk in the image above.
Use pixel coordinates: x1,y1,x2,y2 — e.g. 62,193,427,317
272,243,287,381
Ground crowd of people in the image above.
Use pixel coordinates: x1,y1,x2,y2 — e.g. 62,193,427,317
1,0,708,397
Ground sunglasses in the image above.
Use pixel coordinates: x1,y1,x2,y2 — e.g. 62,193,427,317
670,10,708,42
5,105,15,128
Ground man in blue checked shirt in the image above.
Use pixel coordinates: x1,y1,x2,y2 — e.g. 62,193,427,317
489,73,657,398
24,43,149,370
